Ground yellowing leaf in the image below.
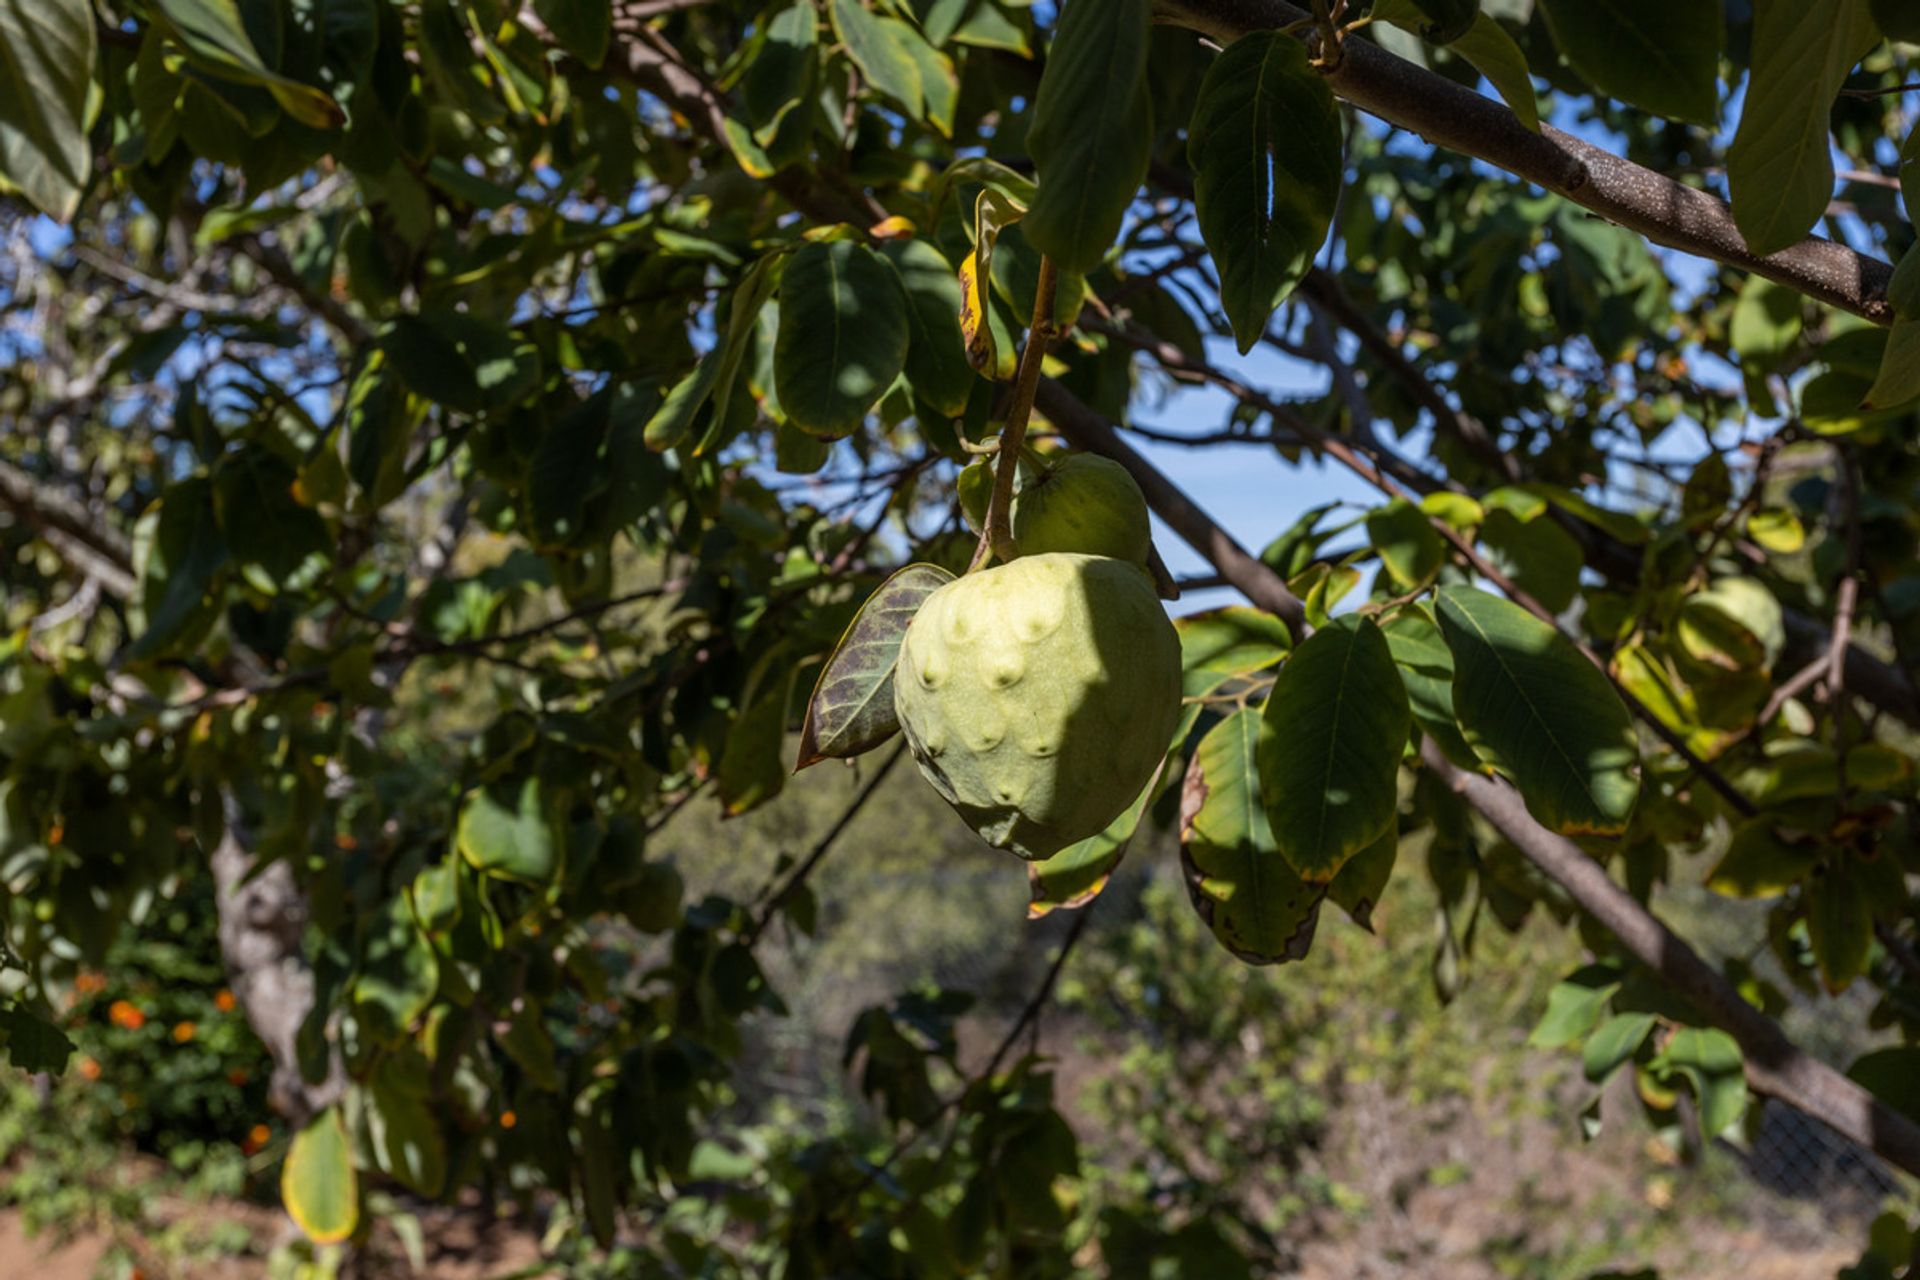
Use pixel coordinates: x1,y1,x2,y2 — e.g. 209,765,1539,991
282,1109,358,1245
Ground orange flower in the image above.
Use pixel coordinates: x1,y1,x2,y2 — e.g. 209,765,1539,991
74,972,107,995
214,989,237,1013
227,1069,250,1087
109,1000,146,1030
243,1123,271,1154
171,1021,196,1043
77,1056,101,1082
333,833,360,851
499,1110,518,1130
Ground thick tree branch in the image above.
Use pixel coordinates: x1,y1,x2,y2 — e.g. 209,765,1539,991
1156,0,1895,324
1039,374,1920,1180
1422,742,1920,1177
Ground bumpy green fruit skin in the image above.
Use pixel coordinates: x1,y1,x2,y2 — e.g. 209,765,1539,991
893,553,1181,859
1010,454,1152,566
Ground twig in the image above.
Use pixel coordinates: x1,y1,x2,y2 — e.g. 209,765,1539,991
1829,448,1863,803
743,743,906,946
972,257,1061,570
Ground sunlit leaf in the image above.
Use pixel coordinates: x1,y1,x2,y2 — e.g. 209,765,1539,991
1436,586,1639,836
1257,616,1409,882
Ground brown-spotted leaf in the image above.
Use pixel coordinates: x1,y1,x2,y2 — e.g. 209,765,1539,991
795,563,954,769
1180,708,1324,964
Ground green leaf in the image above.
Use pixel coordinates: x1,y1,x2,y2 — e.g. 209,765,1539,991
1436,586,1639,836
1181,709,1325,963
1729,275,1804,367
282,1109,359,1245
1188,32,1342,353
0,0,95,221
1380,604,1475,767
127,478,230,661
830,0,923,117
353,896,439,1043
705,253,785,453
1257,616,1410,883
1871,0,1920,41
1537,0,1720,123
1746,507,1805,553
1365,498,1445,590
881,239,976,417
1676,576,1785,673
1863,318,1920,411
457,776,559,885
1529,964,1623,1049
0,1005,76,1075
1652,1027,1746,1138
798,563,955,768
644,348,725,451
534,0,609,67
366,1055,446,1196
211,452,331,592
1326,823,1398,931
1848,1047,1920,1123
1582,1011,1654,1083
1727,0,1880,256
1448,13,1540,131
1175,607,1293,676
1477,508,1581,613
775,241,911,438
718,665,791,816
1807,861,1874,991
380,313,541,415
1022,0,1154,274
1712,828,1818,910
155,0,344,127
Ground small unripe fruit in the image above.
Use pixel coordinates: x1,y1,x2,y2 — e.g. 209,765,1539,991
1011,454,1152,566
893,553,1181,859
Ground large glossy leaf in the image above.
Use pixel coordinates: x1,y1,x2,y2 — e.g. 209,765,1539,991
1729,275,1804,367
1727,0,1879,256
1706,820,1820,899
1257,616,1410,883
1873,0,1920,40
1436,586,1639,836
1582,1011,1654,1083
1021,0,1153,274
0,0,94,221
881,239,976,416
1537,0,1720,124
1189,32,1342,353
155,0,344,127
798,563,954,768
1849,1047,1920,1123
282,1109,359,1244
0,1006,75,1075
1181,709,1324,963
457,776,559,885
774,241,911,438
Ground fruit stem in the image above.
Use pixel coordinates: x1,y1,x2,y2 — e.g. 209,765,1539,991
970,255,1060,572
